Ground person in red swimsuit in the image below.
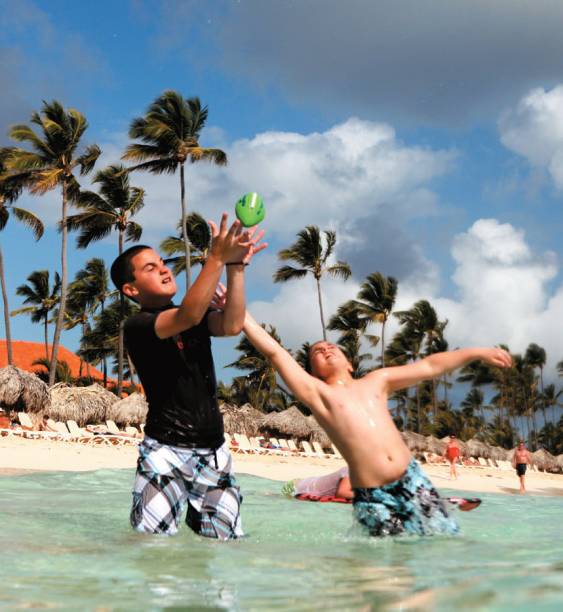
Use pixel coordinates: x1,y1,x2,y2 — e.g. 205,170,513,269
443,435,461,480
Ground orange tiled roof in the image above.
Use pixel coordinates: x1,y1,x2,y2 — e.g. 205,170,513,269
0,340,106,381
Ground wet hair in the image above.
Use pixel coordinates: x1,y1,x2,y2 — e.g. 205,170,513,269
110,244,152,292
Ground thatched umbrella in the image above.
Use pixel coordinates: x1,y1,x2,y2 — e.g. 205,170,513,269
531,448,557,472
306,415,333,449
259,405,313,441
489,446,508,462
401,431,428,452
425,435,446,455
48,383,117,427
220,403,263,436
465,438,491,459
555,454,563,473
107,392,148,427
0,365,50,413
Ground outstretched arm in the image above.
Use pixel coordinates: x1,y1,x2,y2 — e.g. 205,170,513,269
381,347,512,393
208,226,267,337
243,312,322,407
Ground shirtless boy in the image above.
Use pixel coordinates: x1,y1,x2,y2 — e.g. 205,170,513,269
512,441,532,494
243,313,512,537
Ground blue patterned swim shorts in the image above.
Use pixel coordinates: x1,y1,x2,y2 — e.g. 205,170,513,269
353,459,459,537
131,436,243,538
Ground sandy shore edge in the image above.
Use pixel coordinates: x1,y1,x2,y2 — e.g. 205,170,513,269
1,436,562,497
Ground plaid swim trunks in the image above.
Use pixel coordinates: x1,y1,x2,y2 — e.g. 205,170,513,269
353,459,459,537
130,436,243,538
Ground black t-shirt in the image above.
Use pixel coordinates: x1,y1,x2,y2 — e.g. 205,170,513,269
124,303,224,449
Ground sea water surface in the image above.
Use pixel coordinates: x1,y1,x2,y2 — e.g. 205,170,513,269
1,469,562,611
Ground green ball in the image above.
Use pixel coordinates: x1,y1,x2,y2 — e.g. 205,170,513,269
235,192,266,227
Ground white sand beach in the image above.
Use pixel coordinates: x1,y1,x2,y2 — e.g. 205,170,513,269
1,435,562,497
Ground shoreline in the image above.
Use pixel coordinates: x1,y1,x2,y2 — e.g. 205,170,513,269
1,436,562,497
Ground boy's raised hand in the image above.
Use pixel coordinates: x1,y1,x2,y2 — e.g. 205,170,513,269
480,348,512,369
208,213,267,265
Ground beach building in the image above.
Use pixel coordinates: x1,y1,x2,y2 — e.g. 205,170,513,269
0,340,105,382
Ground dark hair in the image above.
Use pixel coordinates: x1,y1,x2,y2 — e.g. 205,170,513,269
110,244,152,292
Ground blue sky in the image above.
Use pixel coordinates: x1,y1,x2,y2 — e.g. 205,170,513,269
2,0,563,386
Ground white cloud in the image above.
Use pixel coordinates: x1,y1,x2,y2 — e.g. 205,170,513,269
499,85,563,189
249,218,563,380
85,117,455,245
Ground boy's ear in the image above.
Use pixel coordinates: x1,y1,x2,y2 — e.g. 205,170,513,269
122,282,138,300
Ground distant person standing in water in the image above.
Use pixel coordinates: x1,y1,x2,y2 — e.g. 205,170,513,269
443,435,461,480
512,441,532,494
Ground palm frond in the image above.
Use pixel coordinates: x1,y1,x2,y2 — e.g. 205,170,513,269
273,265,309,283
11,207,44,240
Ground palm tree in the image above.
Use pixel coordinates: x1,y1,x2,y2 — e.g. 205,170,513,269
123,91,227,287
5,100,100,385
460,388,486,435
328,301,378,375
65,164,143,395
294,341,313,373
66,259,111,382
525,343,548,427
557,359,563,377
80,296,139,391
0,149,44,364
274,226,351,340
12,270,61,358
348,272,397,366
227,325,284,412
390,300,444,430
160,212,211,275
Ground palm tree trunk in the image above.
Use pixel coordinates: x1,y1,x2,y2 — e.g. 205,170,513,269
44,316,49,360
117,231,124,397
380,320,386,367
416,384,421,433
126,352,136,386
315,277,327,341
0,245,13,365
539,368,548,428
180,163,191,288
101,298,107,388
49,182,68,387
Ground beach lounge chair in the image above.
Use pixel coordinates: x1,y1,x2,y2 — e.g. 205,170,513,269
104,419,138,445
278,439,292,452
300,441,317,457
233,433,256,454
268,438,291,455
331,444,343,460
66,420,113,445
312,441,331,458
16,412,43,439
287,439,304,455
477,457,489,468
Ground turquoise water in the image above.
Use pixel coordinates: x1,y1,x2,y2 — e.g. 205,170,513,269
1,470,562,611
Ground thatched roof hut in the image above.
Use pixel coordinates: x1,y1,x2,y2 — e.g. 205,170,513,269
106,392,148,427
220,403,263,436
465,438,491,459
489,446,508,462
306,415,333,449
401,431,428,452
531,448,557,472
425,435,446,455
48,383,117,427
555,454,563,473
259,405,313,440
0,365,49,413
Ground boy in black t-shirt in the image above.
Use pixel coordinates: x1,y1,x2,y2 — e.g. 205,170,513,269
111,214,266,537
